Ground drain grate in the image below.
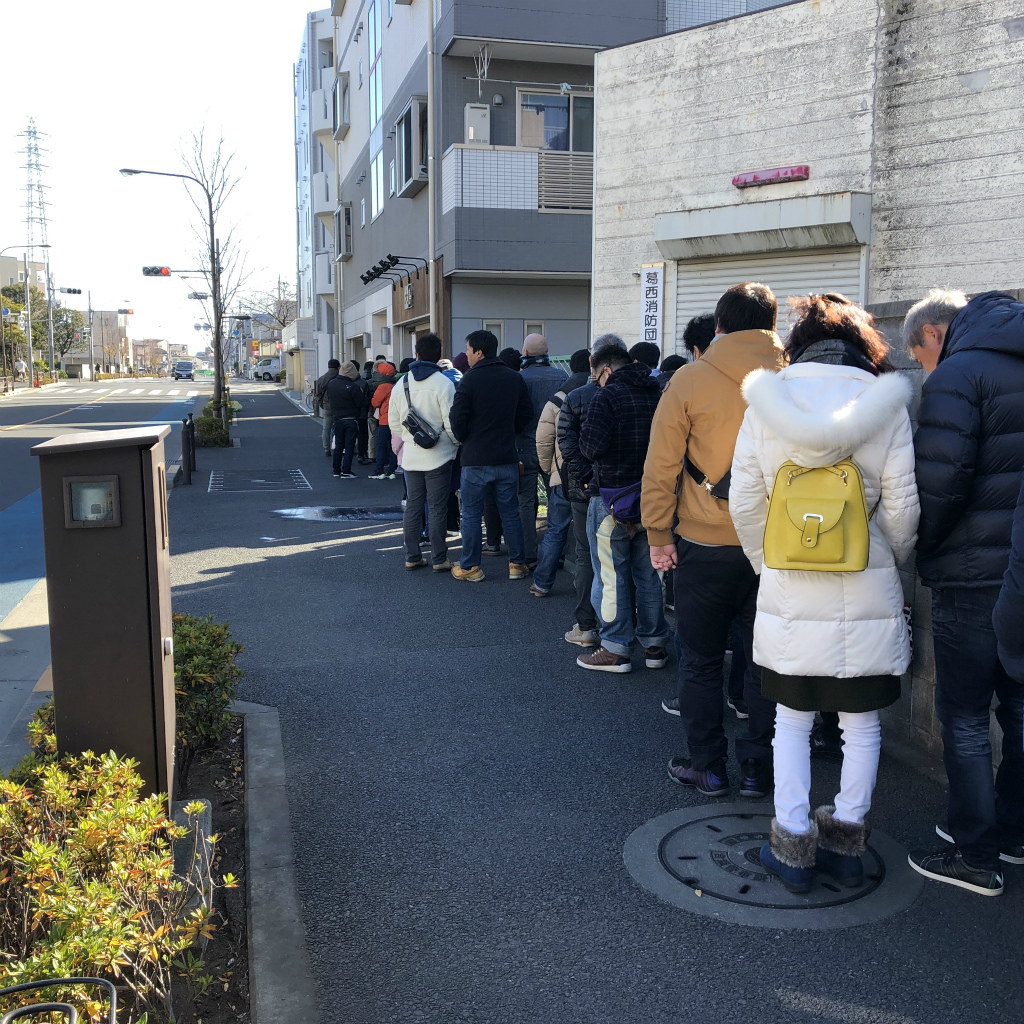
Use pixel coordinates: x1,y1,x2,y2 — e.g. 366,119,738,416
623,803,923,930
273,506,404,521
208,470,311,493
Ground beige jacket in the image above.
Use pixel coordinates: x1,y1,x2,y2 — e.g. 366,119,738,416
536,389,567,489
641,329,784,546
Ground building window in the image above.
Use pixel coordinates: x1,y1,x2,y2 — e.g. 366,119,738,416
389,159,396,196
333,72,350,138
360,197,366,227
518,91,594,153
482,320,504,345
335,204,354,259
368,0,383,130
394,97,428,197
371,151,385,219
525,321,545,337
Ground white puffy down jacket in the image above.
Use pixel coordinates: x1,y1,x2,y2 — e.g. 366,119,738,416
730,364,920,678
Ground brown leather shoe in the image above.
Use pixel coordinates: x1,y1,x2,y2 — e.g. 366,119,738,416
432,559,454,572
576,646,632,674
509,562,532,580
405,558,428,570
451,565,485,582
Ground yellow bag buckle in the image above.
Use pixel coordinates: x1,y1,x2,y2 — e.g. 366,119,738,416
801,513,824,548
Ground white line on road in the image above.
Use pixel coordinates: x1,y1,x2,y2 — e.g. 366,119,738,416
168,389,181,395
129,388,144,394
187,390,199,396
148,389,162,395
110,388,127,394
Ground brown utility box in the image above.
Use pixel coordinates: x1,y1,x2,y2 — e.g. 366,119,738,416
31,426,175,796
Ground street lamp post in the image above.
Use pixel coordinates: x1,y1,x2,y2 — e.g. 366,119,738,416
0,244,50,386
119,168,224,413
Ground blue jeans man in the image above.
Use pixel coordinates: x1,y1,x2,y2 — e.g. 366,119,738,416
932,587,1024,871
460,464,524,569
531,485,573,593
376,423,398,475
586,497,670,658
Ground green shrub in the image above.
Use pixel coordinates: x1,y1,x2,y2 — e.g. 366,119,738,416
194,414,230,448
202,398,234,423
0,753,233,1022
172,613,244,787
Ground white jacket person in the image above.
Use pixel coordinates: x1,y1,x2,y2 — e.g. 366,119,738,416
387,362,460,472
730,360,920,684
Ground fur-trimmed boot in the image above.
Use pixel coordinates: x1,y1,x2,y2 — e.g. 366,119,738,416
815,805,869,888
760,818,818,894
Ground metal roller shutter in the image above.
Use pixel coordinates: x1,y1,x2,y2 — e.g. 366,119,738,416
675,247,864,346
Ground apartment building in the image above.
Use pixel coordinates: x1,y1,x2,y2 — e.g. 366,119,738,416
295,9,340,381
0,257,46,291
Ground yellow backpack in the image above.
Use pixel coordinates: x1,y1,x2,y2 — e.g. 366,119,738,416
763,460,872,572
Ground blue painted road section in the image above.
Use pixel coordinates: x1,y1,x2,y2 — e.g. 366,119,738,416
0,396,192,622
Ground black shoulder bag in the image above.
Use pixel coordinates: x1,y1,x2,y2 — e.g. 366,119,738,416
402,374,440,450
683,454,730,500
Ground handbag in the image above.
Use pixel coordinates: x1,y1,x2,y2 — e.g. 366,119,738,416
763,459,873,572
599,481,643,524
402,374,440,450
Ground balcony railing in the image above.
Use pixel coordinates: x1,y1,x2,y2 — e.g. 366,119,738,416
312,171,337,221
441,145,593,215
311,89,332,139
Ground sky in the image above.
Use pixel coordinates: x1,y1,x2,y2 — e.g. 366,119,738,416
0,0,317,354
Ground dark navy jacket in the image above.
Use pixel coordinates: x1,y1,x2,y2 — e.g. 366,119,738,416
994,472,1024,682
558,380,600,503
914,291,1024,589
450,357,533,467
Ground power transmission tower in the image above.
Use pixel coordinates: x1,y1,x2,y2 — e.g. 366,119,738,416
19,119,56,377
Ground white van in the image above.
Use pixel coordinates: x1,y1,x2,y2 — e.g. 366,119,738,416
252,356,282,381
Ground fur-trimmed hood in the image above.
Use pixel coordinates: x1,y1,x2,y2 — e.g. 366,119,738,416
742,363,912,467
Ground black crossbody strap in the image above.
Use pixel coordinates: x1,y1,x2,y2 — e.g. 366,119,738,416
684,454,731,501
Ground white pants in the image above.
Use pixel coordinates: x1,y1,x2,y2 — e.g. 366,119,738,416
773,705,882,834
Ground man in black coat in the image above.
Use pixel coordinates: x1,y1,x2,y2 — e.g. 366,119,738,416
908,290,1024,897
994,472,1024,684
324,360,369,478
450,330,534,582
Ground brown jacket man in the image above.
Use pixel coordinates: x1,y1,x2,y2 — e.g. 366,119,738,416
642,328,784,547
642,283,783,796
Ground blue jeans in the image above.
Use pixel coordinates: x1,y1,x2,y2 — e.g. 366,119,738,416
932,587,1024,871
460,464,525,569
586,497,670,657
331,418,359,475
533,485,573,591
376,423,397,474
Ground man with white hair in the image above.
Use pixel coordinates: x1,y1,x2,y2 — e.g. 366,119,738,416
517,333,568,565
903,289,969,373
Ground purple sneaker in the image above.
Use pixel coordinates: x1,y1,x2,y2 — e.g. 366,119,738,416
667,757,729,797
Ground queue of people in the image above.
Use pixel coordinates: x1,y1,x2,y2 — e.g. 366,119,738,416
312,282,1024,900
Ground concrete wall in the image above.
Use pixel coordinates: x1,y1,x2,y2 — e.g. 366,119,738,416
450,279,591,355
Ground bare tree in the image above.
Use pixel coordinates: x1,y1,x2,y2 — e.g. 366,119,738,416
244,278,298,336
179,130,252,409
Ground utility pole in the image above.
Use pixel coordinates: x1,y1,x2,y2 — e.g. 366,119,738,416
88,291,95,378
427,0,437,337
45,251,56,378
23,253,34,383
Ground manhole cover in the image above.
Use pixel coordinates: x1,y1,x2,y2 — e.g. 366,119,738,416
273,506,404,521
623,802,923,930
208,470,311,493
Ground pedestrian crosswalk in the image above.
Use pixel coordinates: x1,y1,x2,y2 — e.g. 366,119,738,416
63,386,200,397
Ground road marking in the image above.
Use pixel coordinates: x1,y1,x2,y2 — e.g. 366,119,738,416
130,388,144,394
168,389,181,395
187,390,199,396
110,388,127,394
148,389,163,395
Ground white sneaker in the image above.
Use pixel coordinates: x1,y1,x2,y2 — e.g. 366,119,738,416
564,624,599,647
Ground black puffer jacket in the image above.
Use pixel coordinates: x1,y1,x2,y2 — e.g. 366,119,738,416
914,291,1024,589
558,380,600,503
994,471,1024,682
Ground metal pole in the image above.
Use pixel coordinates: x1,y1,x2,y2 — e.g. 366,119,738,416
188,413,197,470
44,250,55,379
23,253,33,385
210,203,224,416
87,290,95,379
427,0,437,338
180,419,192,485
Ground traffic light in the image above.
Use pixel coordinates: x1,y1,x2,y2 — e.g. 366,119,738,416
118,308,134,315
60,287,82,295
142,266,171,277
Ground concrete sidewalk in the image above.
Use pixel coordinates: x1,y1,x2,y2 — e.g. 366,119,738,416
167,388,1024,1024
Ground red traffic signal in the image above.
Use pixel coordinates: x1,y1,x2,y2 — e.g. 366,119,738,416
142,266,171,277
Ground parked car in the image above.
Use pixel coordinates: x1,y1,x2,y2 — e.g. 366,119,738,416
173,360,195,381
253,356,282,381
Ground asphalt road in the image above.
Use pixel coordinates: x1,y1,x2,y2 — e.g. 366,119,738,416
167,388,1024,1024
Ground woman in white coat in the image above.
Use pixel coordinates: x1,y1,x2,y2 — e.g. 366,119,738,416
730,294,920,893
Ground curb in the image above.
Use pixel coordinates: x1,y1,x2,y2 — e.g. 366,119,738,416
234,700,319,1023
280,386,316,417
